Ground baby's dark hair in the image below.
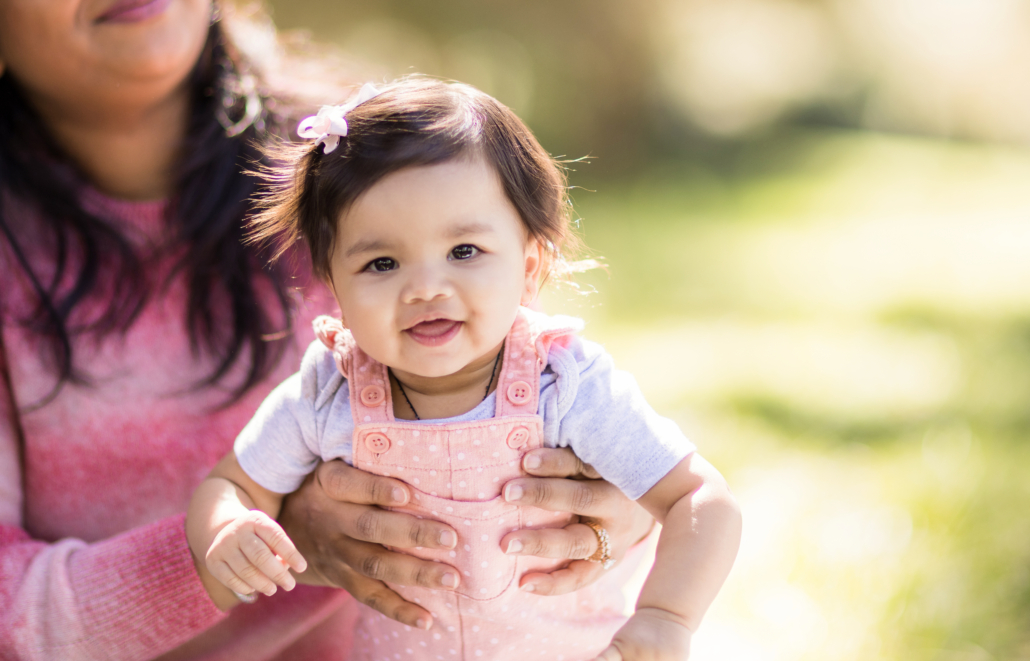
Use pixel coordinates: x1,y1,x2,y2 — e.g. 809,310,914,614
250,77,585,283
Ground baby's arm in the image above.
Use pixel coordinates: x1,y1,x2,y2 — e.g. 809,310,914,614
186,451,307,604
594,452,742,661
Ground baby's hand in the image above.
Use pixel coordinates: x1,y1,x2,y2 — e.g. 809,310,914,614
591,607,694,661
206,510,308,598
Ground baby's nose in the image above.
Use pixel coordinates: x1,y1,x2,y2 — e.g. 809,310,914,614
401,265,454,303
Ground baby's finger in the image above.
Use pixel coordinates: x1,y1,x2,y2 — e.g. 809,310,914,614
253,518,307,574
223,545,280,596
590,645,624,661
501,524,598,560
517,560,604,596
241,532,297,592
521,447,601,479
210,558,271,598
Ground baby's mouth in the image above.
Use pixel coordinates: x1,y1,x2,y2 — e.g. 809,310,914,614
405,319,462,346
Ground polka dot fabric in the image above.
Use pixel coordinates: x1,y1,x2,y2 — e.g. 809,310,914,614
329,308,632,660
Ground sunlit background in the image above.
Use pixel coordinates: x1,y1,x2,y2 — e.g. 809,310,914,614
250,1,1030,658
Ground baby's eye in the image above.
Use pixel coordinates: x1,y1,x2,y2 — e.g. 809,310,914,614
365,257,397,272
450,244,480,261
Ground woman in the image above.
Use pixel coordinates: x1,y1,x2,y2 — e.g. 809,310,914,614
0,1,654,659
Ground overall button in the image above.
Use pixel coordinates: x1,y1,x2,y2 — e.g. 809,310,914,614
506,381,532,405
360,385,386,407
506,426,530,450
365,433,391,453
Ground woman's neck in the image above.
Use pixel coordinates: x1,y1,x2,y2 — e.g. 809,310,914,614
33,82,191,201
389,343,504,421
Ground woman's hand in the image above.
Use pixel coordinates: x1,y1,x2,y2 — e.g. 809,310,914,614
500,447,656,595
278,449,654,628
278,460,461,630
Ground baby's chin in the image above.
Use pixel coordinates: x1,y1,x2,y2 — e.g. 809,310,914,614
392,347,503,381
392,359,473,380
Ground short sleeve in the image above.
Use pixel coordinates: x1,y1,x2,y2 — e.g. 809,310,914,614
539,336,696,500
235,340,347,494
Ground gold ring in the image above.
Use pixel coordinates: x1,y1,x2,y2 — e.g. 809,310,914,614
583,521,615,569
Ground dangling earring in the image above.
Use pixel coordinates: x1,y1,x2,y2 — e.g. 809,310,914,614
210,1,222,25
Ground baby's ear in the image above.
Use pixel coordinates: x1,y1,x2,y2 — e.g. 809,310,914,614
521,239,545,305
324,271,349,328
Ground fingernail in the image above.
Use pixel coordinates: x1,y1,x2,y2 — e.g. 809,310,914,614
439,530,456,548
505,484,523,502
506,539,523,554
441,573,458,588
524,454,541,470
416,618,430,630
520,582,535,592
392,487,406,503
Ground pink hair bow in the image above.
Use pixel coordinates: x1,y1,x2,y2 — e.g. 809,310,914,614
297,83,381,154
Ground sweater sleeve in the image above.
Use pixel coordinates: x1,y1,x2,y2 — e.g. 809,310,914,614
0,516,227,661
0,388,226,660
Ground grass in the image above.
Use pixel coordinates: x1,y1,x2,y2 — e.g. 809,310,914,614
541,128,1030,661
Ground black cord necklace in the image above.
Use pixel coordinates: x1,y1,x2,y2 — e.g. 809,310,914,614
392,348,503,421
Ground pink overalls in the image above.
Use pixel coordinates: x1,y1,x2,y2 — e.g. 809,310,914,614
315,308,643,661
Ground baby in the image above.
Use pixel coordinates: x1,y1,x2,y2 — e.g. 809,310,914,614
186,78,741,661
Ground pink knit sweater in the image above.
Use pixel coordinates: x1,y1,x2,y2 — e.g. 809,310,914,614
0,194,357,660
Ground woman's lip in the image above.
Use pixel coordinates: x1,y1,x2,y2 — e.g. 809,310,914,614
405,320,462,347
96,0,173,24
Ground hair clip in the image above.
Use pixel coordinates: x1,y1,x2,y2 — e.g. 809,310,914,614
297,83,381,154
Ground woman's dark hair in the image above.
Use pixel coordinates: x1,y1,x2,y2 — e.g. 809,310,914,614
0,20,293,406
250,78,584,283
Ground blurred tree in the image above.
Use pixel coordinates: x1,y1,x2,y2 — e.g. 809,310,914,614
265,0,1030,176
266,0,666,177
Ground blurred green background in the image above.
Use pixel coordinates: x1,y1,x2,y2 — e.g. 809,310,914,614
253,1,1030,659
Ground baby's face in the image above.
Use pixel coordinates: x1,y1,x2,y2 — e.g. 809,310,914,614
328,157,542,380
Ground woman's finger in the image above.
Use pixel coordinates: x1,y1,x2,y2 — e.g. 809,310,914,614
279,469,462,600
517,561,604,596
335,565,434,630
300,465,458,550
337,500,458,550
500,524,599,560
316,459,412,507
504,475,622,517
334,537,461,591
521,447,601,479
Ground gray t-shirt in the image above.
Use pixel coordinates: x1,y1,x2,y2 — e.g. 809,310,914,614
236,335,695,500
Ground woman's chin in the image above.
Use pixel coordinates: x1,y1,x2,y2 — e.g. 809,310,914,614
94,2,210,82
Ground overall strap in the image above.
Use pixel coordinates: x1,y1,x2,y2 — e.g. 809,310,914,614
348,345,393,424
313,315,394,425
494,307,581,417
314,309,583,425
